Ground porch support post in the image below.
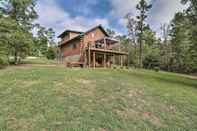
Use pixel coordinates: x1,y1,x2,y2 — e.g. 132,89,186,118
104,37,106,50
93,51,96,69
84,50,87,68
104,53,106,68
120,55,123,67
113,54,115,66
88,44,91,68
127,54,129,68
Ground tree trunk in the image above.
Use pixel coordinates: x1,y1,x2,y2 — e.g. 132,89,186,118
14,51,18,65
139,39,143,68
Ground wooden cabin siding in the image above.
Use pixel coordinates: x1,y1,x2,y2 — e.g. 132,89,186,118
61,39,81,57
83,28,106,47
61,32,80,43
70,32,80,39
62,35,70,42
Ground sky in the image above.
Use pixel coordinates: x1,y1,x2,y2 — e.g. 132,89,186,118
35,0,187,38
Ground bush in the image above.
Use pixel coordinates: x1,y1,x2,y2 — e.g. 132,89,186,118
0,57,8,69
154,66,160,72
46,47,56,60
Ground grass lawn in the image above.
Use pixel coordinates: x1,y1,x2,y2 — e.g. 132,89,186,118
0,65,197,130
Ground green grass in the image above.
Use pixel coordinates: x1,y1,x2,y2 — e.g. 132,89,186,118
0,66,197,131
21,57,58,65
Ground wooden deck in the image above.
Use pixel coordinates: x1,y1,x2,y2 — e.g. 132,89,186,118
85,47,129,68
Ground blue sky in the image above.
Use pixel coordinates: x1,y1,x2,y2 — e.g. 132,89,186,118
35,0,187,38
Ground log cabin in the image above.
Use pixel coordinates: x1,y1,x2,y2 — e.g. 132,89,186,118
58,25,129,68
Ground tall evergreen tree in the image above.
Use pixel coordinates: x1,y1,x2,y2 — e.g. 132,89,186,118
181,0,197,72
136,0,152,68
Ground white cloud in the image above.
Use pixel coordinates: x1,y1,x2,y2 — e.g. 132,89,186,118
110,0,187,34
35,0,109,40
148,0,187,31
110,0,151,18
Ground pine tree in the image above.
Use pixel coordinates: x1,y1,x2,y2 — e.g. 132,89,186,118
136,0,152,68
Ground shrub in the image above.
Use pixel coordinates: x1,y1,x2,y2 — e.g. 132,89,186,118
0,57,8,69
46,47,56,60
154,66,160,72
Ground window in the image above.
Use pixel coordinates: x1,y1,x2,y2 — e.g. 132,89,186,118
73,43,77,49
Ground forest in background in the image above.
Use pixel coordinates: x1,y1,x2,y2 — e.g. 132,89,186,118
107,0,197,73
0,0,197,74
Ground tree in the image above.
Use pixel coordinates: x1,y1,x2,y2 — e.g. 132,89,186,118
159,23,172,71
125,13,138,66
136,0,152,68
34,24,55,56
0,0,38,29
106,28,116,37
142,27,160,69
169,12,195,73
0,0,37,65
181,0,197,72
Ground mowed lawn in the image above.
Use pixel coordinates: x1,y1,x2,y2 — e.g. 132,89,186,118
0,66,197,131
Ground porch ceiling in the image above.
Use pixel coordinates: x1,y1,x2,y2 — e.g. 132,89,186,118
95,37,119,44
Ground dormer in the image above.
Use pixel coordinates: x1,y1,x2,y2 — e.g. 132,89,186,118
58,30,83,42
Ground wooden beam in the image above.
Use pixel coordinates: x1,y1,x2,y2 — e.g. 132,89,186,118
120,55,123,67
104,37,106,50
104,53,106,68
93,51,96,68
113,54,115,65
88,44,91,68
84,50,87,68
89,48,128,55
127,54,129,67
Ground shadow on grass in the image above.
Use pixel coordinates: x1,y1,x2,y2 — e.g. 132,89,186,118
127,70,197,89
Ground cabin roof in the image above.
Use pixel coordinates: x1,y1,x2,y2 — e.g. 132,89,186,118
58,30,84,38
58,25,110,47
84,25,109,37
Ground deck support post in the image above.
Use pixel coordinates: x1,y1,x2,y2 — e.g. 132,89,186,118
113,54,115,67
127,54,129,68
104,53,106,68
120,55,123,67
84,50,87,68
104,37,106,50
93,51,96,69
88,44,91,68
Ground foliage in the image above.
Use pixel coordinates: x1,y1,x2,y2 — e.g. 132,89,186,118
0,16,34,64
0,0,38,65
34,24,56,56
0,57,8,69
106,28,116,37
0,0,38,29
122,0,197,73
136,0,152,68
46,47,57,60
0,0,56,65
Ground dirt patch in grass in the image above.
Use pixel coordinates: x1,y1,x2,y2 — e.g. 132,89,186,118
127,89,144,98
143,112,165,128
15,80,40,88
115,108,139,120
75,79,92,85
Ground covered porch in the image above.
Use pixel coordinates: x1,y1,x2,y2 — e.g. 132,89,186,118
84,37,129,68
